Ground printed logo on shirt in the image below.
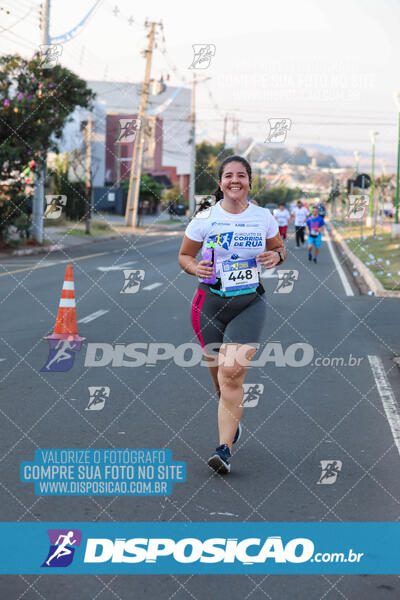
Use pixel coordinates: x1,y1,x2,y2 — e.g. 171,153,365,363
232,232,263,248
209,232,233,250
211,222,230,227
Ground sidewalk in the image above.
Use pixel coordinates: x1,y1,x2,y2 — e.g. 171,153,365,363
0,213,188,258
328,221,400,298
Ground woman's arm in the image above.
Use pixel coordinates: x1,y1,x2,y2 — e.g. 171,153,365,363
178,235,214,279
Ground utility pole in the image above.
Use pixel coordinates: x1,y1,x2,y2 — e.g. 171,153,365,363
222,114,228,148
234,118,240,154
32,0,50,243
84,113,92,234
125,21,158,228
187,73,211,215
188,71,196,216
114,125,121,188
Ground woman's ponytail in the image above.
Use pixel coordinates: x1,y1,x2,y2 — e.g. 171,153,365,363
212,186,223,201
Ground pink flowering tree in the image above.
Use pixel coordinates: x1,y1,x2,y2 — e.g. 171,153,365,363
0,53,95,243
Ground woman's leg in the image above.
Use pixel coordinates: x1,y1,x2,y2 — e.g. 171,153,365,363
295,226,301,246
217,343,257,449
203,355,220,398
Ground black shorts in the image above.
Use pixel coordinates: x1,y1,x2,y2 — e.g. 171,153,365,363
190,282,266,355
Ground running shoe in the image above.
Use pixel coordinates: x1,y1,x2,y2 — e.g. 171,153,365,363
308,253,312,261
208,444,231,474
233,422,242,444
313,257,317,263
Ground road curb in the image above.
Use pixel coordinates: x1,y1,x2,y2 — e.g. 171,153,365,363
328,224,400,298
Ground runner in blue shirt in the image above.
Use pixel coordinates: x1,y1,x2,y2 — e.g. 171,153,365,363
306,206,325,263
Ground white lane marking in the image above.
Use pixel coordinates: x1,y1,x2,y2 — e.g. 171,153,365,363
325,230,354,296
0,236,181,278
0,358,6,362
78,309,109,324
97,261,137,272
260,268,278,279
143,282,163,291
0,251,109,278
368,355,400,457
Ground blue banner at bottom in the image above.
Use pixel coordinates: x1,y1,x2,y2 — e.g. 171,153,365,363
0,522,398,574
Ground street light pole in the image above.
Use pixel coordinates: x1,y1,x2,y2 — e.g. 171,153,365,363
353,150,360,177
369,131,378,222
188,73,211,216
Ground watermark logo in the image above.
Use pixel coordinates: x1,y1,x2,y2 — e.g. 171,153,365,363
347,195,369,219
84,342,314,368
39,44,63,69
241,383,264,407
189,44,216,69
84,535,314,564
41,339,82,373
85,386,110,411
117,118,141,143
317,460,342,485
42,529,82,568
274,269,299,294
120,270,145,294
44,195,67,220
265,118,291,143
194,195,216,219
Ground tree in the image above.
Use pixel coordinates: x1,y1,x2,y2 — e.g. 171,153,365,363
121,173,163,213
195,142,233,194
0,53,95,243
262,185,303,206
249,174,270,205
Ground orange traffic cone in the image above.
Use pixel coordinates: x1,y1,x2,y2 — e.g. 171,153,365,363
45,265,85,342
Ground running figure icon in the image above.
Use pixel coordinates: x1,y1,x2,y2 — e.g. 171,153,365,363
45,531,77,566
44,339,75,371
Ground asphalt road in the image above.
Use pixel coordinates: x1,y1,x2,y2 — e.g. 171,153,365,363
0,226,400,599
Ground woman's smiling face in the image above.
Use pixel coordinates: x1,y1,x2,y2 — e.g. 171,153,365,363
218,161,251,202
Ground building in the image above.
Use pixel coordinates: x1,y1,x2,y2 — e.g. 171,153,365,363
87,81,191,199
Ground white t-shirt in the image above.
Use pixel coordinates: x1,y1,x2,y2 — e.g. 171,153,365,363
274,208,290,227
185,200,279,277
291,206,309,226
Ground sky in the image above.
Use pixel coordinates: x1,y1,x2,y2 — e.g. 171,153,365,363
1,0,400,168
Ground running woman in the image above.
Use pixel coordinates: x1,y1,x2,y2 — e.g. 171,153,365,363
178,156,286,474
273,202,290,239
306,205,325,263
291,200,309,248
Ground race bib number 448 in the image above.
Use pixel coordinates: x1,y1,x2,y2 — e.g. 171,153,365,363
220,258,259,292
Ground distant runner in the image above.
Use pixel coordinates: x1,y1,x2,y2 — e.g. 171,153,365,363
291,200,309,249
273,203,290,240
306,205,325,263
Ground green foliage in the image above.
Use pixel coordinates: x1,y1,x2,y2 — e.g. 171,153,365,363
50,154,86,220
0,185,29,245
121,173,163,210
259,185,303,207
0,53,95,178
162,182,187,207
13,213,31,239
0,53,95,242
195,142,234,194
